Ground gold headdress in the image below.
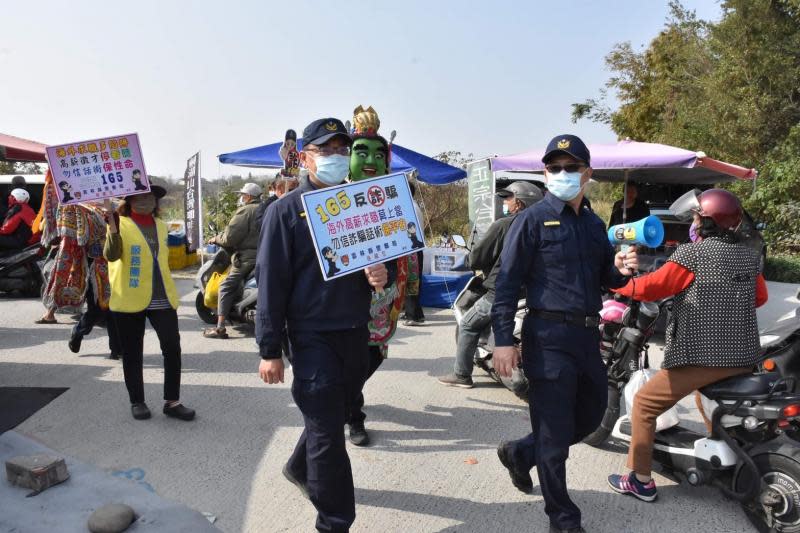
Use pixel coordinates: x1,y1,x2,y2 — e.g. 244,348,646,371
352,105,381,136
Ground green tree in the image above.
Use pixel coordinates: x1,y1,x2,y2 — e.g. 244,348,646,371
416,151,472,238
573,0,800,252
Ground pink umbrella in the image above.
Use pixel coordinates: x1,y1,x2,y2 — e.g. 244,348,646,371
490,139,757,185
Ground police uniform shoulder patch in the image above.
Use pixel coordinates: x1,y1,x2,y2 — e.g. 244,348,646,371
544,220,561,226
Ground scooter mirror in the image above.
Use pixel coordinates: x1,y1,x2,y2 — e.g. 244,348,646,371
451,235,467,248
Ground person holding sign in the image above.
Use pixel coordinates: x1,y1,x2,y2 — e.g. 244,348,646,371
256,117,387,533
104,187,195,422
343,105,410,447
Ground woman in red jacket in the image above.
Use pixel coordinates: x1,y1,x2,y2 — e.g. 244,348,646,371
607,188,768,503
0,188,35,251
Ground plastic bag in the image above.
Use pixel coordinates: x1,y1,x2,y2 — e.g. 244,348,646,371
203,268,230,309
624,368,680,432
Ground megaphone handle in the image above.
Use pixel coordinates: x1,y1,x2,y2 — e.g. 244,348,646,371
619,243,637,274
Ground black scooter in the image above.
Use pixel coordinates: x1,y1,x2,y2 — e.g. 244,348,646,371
0,243,44,297
588,299,800,533
194,248,257,326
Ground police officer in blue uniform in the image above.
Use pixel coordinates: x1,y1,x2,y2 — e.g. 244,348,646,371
491,135,638,533
256,117,388,533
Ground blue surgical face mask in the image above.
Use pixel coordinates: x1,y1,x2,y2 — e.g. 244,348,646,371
547,170,584,201
312,155,350,186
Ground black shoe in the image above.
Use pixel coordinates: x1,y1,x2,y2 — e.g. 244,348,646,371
549,526,585,533
348,422,370,447
68,332,82,354
163,403,195,421
131,403,151,420
282,464,310,500
108,353,120,360
497,441,533,494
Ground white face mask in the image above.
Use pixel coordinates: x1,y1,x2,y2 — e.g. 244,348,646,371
547,170,585,201
237,196,246,207
312,155,350,186
268,191,276,197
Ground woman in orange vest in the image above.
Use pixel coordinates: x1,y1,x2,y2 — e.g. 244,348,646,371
104,186,194,421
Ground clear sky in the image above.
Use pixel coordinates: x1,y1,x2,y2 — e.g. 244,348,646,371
1,0,722,179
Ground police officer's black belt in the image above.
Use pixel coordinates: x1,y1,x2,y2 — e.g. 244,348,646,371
529,309,600,328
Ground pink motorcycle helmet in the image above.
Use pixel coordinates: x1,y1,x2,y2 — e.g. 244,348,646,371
600,299,628,324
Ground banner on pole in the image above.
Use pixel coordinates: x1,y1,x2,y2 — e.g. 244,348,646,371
301,172,425,281
184,152,201,252
46,133,148,205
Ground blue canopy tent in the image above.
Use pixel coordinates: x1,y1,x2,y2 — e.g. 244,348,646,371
218,139,467,308
217,141,465,185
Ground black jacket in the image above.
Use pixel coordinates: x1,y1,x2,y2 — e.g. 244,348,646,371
608,198,650,228
255,177,372,359
468,214,517,297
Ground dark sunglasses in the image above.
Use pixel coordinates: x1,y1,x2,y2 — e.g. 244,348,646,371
545,163,585,173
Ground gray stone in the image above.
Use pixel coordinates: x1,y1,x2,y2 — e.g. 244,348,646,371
87,503,135,533
5,454,69,493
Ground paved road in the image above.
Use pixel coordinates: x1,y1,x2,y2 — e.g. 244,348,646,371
1,280,797,532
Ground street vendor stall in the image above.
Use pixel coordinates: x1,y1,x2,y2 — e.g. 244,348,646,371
468,139,758,241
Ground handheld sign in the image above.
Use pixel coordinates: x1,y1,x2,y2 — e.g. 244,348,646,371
301,172,425,281
46,133,149,205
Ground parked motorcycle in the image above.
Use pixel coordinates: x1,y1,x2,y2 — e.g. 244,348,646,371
587,298,800,532
194,248,257,326
0,243,44,297
452,275,528,400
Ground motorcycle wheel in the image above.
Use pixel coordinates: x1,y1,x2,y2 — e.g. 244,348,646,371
734,446,800,533
582,384,621,447
195,291,218,325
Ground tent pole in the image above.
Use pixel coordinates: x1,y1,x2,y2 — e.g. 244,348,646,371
622,170,629,223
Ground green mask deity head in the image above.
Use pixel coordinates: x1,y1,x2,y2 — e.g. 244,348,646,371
350,137,389,181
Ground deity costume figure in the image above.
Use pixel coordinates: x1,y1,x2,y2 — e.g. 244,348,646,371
345,105,411,446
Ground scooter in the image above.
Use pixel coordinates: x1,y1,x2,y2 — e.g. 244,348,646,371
452,275,528,400
589,299,800,532
194,248,257,326
0,243,45,297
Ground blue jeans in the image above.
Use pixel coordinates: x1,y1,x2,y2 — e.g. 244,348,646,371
454,294,493,377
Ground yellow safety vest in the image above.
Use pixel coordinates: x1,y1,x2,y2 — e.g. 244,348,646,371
107,216,179,313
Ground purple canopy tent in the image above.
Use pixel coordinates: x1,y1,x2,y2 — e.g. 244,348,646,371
489,139,757,184
466,139,758,239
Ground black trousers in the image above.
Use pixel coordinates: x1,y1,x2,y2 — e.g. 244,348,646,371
507,317,607,530
347,345,384,426
285,326,370,533
74,281,122,355
112,308,182,404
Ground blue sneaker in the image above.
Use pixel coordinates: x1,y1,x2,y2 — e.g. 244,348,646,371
607,471,658,502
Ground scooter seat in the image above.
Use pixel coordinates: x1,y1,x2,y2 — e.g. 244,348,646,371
700,372,781,399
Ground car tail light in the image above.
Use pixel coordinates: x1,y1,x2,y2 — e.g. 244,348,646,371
763,359,776,371
783,404,800,418
778,419,791,428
